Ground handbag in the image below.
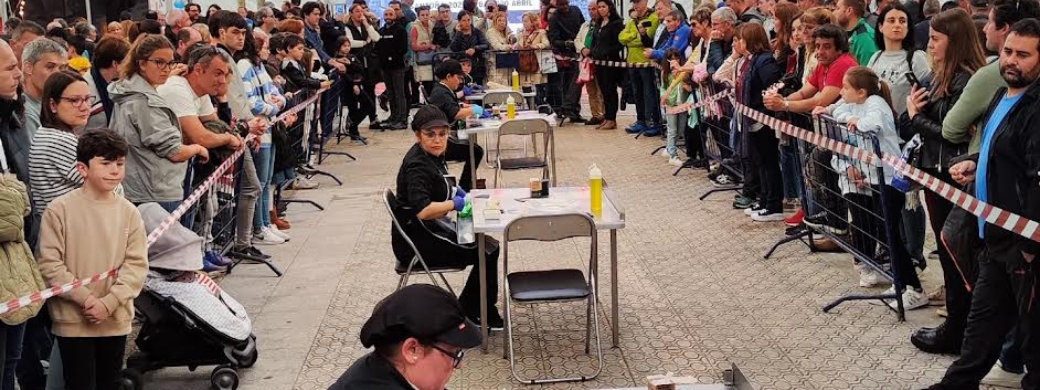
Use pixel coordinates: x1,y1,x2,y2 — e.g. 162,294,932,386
495,52,520,69
518,50,540,73
416,50,437,65
537,50,557,74
577,59,594,84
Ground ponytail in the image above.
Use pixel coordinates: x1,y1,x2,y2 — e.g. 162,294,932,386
845,66,897,117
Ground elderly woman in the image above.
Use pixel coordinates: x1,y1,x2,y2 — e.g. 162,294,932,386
328,284,483,389
389,105,503,329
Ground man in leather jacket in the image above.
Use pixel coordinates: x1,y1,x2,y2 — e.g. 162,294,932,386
925,19,1040,390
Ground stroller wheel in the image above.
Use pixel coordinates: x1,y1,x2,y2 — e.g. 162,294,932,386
210,366,239,390
121,368,144,390
237,348,258,368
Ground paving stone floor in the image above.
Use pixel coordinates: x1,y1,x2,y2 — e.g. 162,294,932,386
141,110,976,390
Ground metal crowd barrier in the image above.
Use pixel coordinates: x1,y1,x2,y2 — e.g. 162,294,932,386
695,82,743,200
765,114,910,320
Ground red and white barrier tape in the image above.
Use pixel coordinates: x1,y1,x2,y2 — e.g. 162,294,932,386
0,90,325,317
665,90,733,115
731,101,1040,243
553,54,661,69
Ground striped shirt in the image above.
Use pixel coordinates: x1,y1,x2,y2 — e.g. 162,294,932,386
28,127,83,214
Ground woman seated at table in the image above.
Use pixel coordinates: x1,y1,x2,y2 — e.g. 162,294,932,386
427,59,484,191
391,105,504,329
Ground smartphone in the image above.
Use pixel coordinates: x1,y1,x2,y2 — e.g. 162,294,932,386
641,20,653,28
904,72,920,88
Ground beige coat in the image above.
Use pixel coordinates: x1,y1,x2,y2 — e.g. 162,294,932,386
412,21,436,82
0,175,44,326
485,27,517,86
518,29,549,85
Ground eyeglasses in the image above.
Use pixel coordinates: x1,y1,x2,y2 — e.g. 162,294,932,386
59,95,97,107
430,345,465,368
420,130,450,139
145,59,177,70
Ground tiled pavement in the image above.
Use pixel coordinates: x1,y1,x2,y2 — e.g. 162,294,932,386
142,111,978,390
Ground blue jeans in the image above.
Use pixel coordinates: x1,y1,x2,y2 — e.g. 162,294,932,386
253,144,274,230
665,113,686,157
1001,325,1025,374
780,139,803,200
273,167,296,189
0,322,26,390
629,68,661,125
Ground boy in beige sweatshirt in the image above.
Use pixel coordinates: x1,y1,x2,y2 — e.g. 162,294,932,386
37,129,148,390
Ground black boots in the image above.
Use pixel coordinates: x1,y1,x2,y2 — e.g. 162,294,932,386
911,321,963,355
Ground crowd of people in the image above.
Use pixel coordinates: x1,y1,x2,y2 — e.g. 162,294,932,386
0,0,1038,387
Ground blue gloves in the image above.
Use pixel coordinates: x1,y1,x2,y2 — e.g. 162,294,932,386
453,194,467,211
454,186,467,199
471,104,484,117
463,86,474,96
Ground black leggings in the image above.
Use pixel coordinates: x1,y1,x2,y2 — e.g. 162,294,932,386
57,336,126,390
443,138,484,191
845,185,922,289
922,168,971,334
596,66,621,121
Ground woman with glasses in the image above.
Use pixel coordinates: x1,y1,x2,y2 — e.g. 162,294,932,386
329,284,482,390
27,70,94,245
109,34,209,213
390,105,504,330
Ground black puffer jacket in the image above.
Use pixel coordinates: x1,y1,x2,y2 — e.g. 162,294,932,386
590,18,624,62
900,70,971,171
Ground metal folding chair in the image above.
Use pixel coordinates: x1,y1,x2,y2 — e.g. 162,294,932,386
493,118,554,188
502,213,603,384
382,188,465,295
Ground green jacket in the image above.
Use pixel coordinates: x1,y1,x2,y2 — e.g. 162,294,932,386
943,60,1002,153
619,12,659,64
848,18,880,66
0,176,44,326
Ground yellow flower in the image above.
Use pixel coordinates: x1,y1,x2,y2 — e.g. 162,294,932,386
68,57,92,74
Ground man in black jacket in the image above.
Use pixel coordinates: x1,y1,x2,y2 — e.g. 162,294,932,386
377,7,410,130
548,0,587,124
426,60,483,190
926,19,1040,390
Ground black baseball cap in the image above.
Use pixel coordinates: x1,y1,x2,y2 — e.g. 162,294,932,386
970,0,988,7
359,284,484,349
411,105,452,131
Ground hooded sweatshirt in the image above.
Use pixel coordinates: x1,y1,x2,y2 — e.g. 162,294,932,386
108,74,189,203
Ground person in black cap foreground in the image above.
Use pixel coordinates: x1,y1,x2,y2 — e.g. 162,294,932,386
328,284,484,389
389,105,505,328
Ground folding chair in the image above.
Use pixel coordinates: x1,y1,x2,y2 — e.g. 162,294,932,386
382,188,465,294
502,213,603,384
493,119,554,188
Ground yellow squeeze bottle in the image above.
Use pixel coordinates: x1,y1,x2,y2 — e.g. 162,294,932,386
506,95,516,119
511,70,521,91
589,164,603,216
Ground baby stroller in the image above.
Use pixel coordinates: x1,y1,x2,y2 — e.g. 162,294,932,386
121,203,258,390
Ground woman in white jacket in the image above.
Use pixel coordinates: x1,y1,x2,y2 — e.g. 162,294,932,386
812,66,926,309
485,12,516,86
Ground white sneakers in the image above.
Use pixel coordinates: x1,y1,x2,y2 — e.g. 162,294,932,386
292,176,320,190
982,361,1025,389
267,225,291,241
253,226,287,245
751,209,785,222
668,156,684,167
855,262,887,288
875,285,928,311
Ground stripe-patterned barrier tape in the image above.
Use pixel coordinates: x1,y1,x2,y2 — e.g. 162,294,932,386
0,90,325,317
665,90,733,115
730,100,1040,243
552,54,661,69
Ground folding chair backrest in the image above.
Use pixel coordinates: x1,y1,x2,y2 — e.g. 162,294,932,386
482,91,525,107
382,188,425,259
503,213,596,243
498,118,550,137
